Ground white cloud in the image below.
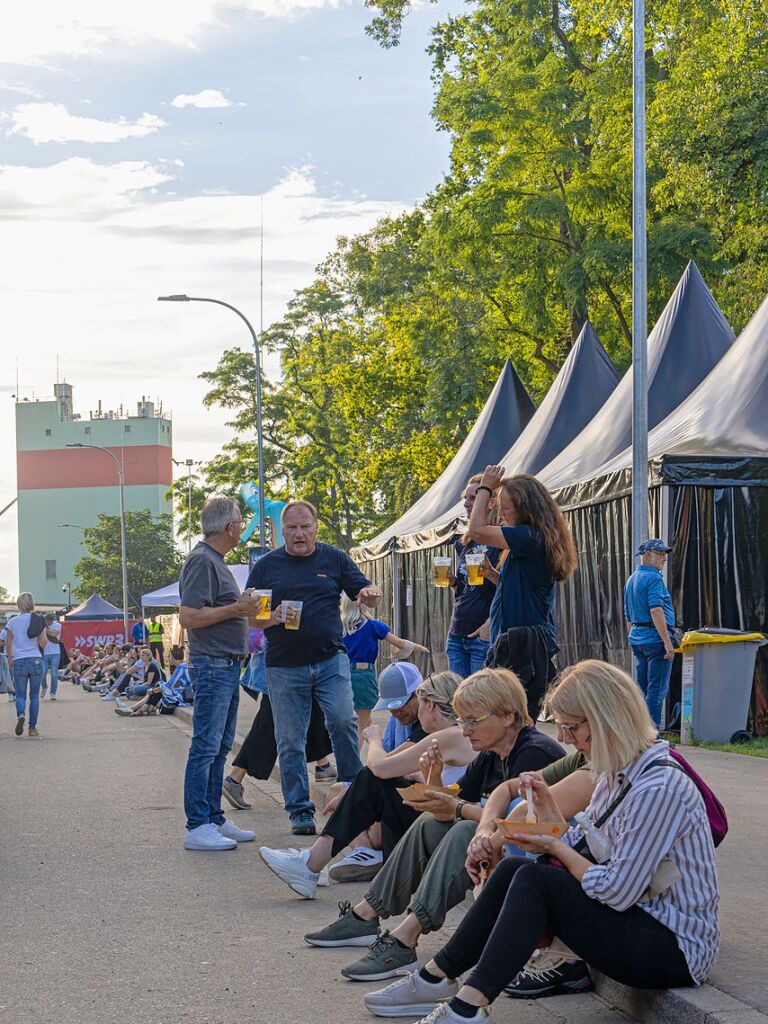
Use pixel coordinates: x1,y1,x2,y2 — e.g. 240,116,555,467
171,89,232,109
7,102,166,144
0,1,345,64
0,156,408,588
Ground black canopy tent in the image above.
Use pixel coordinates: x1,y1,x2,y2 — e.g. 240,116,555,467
65,593,124,621
541,262,735,491
352,359,534,669
549,291,768,732
353,324,620,669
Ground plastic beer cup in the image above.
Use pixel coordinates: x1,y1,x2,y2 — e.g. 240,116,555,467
465,553,484,586
254,589,272,621
283,600,303,630
434,557,452,588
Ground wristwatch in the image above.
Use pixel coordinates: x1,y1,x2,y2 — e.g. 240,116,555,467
454,799,467,821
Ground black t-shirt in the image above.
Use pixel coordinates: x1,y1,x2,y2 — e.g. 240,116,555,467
144,661,164,686
247,543,371,668
449,539,500,638
456,726,566,803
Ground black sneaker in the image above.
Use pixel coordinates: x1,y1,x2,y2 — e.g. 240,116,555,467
291,812,317,836
505,960,593,999
15,715,25,736
315,762,337,781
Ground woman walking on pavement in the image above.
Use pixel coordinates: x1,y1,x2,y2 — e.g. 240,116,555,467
6,592,46,738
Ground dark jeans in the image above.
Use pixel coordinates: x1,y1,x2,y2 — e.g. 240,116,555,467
445,634,490,678
13,656,45,728
434,857,693,1003
322,767,421,860
233,692,332,779
267,652,362,818
150,641,165,667
183,656,241,830
631,641,673,727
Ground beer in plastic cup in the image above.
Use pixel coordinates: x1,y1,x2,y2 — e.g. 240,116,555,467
465,553,484,586
434,557,452,588
254,590,272,621
282,600,303,630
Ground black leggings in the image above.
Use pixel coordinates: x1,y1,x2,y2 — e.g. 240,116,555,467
321,767,421,859
232,692,332,780
434,857,693,1002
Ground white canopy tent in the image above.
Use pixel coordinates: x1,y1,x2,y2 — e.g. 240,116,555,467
141,565,251,609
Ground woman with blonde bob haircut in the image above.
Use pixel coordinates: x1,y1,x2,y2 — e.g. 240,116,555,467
371,658,720,1024
452,667,533,728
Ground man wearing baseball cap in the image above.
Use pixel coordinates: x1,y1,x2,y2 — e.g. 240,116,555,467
624,538,676,727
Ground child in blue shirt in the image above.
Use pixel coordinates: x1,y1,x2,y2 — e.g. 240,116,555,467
341,594,429,746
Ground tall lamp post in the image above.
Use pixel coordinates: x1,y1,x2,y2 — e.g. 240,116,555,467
158,295,266,549
61,581,72,611
173,457,203,555
631,0,648,558
65,443,130,638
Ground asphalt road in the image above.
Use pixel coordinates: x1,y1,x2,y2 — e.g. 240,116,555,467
3,685,758,1023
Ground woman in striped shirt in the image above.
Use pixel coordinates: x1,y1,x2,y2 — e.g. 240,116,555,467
364,659,720,1023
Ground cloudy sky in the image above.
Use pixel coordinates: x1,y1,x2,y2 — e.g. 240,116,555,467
1,0,463,592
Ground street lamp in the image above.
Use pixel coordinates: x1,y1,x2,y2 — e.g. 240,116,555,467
65,443,130,638
62,581,72,610
59,523,86,529
173,457,203,555
158,294,267,549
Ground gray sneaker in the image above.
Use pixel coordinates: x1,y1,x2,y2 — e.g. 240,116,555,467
222,776,252,810
341,932,417,981
304,900,380,948
364,968,460,1017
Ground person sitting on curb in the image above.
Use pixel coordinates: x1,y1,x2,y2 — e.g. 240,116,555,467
320,663,432,883
362,659,720,1023
115,645,191,717
305,667,567,983
258,670,473,898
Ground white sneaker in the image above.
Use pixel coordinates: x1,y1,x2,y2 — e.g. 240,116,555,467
413,1003,490,1023
258,846,319,899
185,823,238,851
218,819,256,843
364,969,460,1018
329,845,384,882
101,693,117,702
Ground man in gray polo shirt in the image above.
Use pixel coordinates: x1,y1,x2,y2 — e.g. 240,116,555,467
179,495,261,852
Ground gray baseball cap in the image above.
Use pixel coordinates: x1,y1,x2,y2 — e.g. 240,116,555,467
373,662,423,711
637,538,673,555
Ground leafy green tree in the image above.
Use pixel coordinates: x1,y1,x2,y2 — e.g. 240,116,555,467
73,511,183,609
0,584,11,603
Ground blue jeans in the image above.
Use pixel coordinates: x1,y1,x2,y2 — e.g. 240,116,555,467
183,656,241,830
14,657,45,728
267,652,362,818
446,634,490,678
631,641,673,728
43,651,61,697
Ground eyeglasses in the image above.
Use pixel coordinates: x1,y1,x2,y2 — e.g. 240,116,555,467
456,712,492,731
553,719,587,742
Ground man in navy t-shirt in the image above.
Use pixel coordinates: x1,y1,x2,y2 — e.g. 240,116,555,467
624,538,675,727
247,499,381,835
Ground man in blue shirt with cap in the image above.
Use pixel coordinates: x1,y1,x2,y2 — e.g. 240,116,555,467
624,538,676,727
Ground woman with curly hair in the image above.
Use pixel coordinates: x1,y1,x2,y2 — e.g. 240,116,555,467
467,467,577,650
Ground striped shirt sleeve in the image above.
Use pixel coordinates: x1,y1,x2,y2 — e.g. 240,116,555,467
580,780,687,911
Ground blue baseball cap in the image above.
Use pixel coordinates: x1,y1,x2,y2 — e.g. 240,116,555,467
373,662,423,711
637,539,673,555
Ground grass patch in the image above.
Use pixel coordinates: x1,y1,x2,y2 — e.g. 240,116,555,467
663,733,768,758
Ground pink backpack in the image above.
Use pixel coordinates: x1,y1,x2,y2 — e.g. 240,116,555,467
666,748,728,847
